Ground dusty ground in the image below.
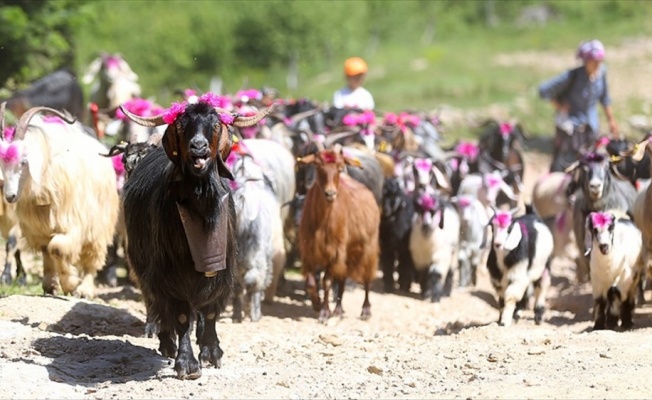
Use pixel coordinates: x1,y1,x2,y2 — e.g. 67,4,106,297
1,150,652,400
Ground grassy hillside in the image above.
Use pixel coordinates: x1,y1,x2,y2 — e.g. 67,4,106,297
70,1,652,140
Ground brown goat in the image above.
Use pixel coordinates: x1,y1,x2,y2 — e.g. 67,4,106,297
298,147,380,322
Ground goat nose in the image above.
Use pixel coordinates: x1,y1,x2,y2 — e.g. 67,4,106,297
190,139,208,151
324,190,337,199
5,194,16,203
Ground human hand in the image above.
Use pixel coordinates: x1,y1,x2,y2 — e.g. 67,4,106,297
609,119,620,139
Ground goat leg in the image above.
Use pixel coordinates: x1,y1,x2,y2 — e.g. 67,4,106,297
593,296,607,330
248,289,262,322
158,329,177,358
231,280,244,323
14,249,26,286
332,278,346,318
318,272,333,323
606,287,621,330
397,247,414,293
533,266,550,325
620,296,635,330
1,234,18,285
41,250,60,295
305,272,321,312
380,247,395,293
173,310,201,380
198,306,224,369
361,280,371,320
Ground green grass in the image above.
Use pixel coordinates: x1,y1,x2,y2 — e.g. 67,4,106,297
0,278,43,298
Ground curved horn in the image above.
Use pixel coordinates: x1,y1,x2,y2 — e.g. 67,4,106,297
323,130,360,148
290,108,321,125
15,107,76,141
232,104,276,128
0,102,5,138
118,104,166,127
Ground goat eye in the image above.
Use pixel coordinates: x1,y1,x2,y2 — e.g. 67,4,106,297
20,160,27,166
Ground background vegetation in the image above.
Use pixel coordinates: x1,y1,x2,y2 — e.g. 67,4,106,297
1,0,651,138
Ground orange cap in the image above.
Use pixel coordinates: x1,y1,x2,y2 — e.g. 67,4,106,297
344,57,368,76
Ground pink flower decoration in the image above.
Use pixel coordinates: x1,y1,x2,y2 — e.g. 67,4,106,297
383,112,398,125
236,89,261,102
116,98,158,120
419,193,436,211
321,151,337,164
449,158,459,171
590,212,613,230
42,116,65,125
458,196,472,208
455,141,480,160
105,55,121,69
218,113,235,125
414,158,432,172
484,173,501,188
184,89,197,98
342,114,359,126
494,212,512,229
112,155,125,176
360,110,377,125
3,127,15,142
399,112,421,127
595,136,610,148
499,122,513,137
198,92,224,108
0,140,23,166
162,102,187,124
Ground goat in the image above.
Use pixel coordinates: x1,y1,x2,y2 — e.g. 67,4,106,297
0,104,119,298
3,69,85,120
566,152,637,283
451,195,490,287
298,147,380,323
584,211,645,330
409,188,460,302
379,177,415,293
226,145,285,322
457,171,519,210
485,208,553,327
120,94,271,379
83,52,141,112
0,188,25,286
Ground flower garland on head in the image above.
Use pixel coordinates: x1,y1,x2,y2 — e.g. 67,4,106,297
162,92,236,125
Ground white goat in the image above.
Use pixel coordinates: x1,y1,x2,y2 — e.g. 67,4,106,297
0,105,119,298
83,53,141,111
584,211,645,330
451,194,490,287
457,170,519,210
409,189,460,302
228,150,285,322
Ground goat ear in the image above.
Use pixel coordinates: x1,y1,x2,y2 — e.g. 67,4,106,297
431,164,450,191
584,216,593,256
437,208,445,230
162,123,181,165
297,154,316,165
564,160,580,174
344,156,362,168
622,138,650,162
480,218,493,249
26,144,43,188
504,222,523,251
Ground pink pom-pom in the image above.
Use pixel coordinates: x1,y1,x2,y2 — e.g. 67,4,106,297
595,136,610,148
383,113,398,125
499,122,513,137
198,92,222,108
455,141,480,160
590,212,613,230
0,142,22,165
321,151,337,164
414,158,432,172
484,173,501,188
342,114,359,126
3,127,15,142
218,113,235,125
184,89,197,98
418,193,436,211
162,102,187,124
360,110,376,125
494,212,512,229
42,116,65,125
112,155,125,176
458,196,472,208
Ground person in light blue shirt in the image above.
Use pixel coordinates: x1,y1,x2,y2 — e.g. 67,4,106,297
539,39,619,172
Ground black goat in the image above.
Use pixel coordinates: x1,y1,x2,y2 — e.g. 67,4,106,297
379,177,415,293
3,69,85,120
120,99,271,379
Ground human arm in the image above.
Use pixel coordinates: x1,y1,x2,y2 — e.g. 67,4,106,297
539,70,573,112
599,69,619,138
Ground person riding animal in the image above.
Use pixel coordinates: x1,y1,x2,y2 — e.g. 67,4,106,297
539,39,620,172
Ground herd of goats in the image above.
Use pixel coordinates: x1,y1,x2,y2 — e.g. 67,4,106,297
1,53,652,379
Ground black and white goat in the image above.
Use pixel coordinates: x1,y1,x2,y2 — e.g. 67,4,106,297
409,188,460,302
120,94,271,379
452,194,490,287
485,208,553,327
584,211,645,330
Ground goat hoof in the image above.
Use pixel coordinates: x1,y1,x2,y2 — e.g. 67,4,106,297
199,344,223,368
175,355,202,380
318,309,331,324
332,306,344,319
0,272,11,285
360,307,371,321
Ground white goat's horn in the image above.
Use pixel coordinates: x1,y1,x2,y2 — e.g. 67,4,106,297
15,107,76,141
0,102,5,138
119,105,166,127
232,104,276,128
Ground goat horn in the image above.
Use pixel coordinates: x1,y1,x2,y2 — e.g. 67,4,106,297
232,104,276,128
119,105,166,127
0,102,5,138
323,130,360,148
290,108,321,124
15,107,76,141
